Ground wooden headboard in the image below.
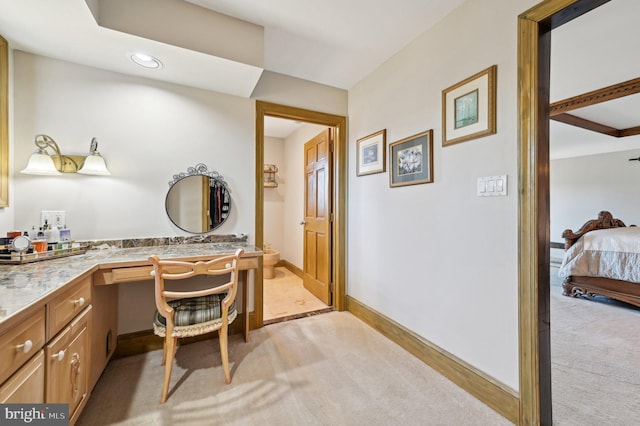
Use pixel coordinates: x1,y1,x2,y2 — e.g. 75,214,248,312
561,211,627,249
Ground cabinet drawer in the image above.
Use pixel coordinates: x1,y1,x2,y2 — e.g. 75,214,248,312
0,350,45,403
48,277,92,339
0,308,45,385
46,306,91,425
112,266,154,283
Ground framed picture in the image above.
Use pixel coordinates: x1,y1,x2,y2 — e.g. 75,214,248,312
389,129,433,187
356,129,386,176
442,65,497,146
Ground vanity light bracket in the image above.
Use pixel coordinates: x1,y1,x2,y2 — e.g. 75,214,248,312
35,134,83,173
21,134,111,175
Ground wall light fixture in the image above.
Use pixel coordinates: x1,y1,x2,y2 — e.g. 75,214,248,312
21,134,111,176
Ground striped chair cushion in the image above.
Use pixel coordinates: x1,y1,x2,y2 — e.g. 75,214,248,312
153,294,236,338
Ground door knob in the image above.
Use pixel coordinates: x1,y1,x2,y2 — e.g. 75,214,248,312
299,221,306,225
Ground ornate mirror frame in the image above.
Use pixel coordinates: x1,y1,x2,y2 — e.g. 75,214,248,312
166,163,231,233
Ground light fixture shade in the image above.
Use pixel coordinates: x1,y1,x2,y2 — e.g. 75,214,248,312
20,151,61,175
78,153,111,175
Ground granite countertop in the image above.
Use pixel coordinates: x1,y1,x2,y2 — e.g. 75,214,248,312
0,241,261,324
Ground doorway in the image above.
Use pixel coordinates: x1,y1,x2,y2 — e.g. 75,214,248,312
254,101,347,330
262,118,334,322
517,0,610,424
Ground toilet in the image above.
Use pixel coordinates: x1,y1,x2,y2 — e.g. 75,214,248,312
263,248,280,279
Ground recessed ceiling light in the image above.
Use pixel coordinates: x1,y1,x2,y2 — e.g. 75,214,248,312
130,53,162,69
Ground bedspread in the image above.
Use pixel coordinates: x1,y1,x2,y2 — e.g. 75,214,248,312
558,227,640,283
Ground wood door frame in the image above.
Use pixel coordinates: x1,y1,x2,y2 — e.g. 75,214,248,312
254,101,347,329
518,0,609,424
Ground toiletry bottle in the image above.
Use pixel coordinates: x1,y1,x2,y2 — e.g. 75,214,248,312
60,226,71,242
50,225,60,243
43,220,53,243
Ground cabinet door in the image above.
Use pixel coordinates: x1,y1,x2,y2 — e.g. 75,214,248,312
46,306,91,423
0,350,45,403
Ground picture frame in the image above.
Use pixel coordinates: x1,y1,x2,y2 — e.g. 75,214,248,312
442,65,497,147
389,129,433,187
356,129,386,176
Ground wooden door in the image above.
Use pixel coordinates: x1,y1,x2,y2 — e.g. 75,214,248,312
303,129,332,305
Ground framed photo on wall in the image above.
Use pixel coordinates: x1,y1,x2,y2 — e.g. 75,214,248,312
356,129,386,176
442,65,497,147
389,129,433,187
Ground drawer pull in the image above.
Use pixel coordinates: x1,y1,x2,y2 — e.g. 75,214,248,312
16,339,33,354
70,353,80,399
74,297,86,307
52,350,66,361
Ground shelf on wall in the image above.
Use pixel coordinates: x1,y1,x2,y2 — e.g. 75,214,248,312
264,164,278,188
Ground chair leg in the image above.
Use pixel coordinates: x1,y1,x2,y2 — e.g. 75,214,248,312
160,334,177,404
161,336,167,366
218,326,231,384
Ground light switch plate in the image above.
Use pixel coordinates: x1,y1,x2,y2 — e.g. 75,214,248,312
41,210,66,228
477,175,507,197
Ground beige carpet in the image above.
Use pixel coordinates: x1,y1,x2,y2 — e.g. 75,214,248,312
551,266,640,425
77,311,510,426
263,267,329,322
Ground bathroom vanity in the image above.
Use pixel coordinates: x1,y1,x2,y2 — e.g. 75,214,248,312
0,240,261,425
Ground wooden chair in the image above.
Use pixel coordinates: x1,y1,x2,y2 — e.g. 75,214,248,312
149,248,244,404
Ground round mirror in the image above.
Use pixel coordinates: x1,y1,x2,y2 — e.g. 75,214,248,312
165,164,231,233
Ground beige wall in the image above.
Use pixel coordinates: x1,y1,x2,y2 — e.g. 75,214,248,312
347,0,538,391
264,136,285,252
551,148,640,240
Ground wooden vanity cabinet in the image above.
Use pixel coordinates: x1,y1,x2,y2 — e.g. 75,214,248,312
46,306,92,425
0,275,93,424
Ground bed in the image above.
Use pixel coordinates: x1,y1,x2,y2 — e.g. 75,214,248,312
558,211,640,308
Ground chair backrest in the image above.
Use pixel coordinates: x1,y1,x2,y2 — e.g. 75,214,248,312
148,248,244,321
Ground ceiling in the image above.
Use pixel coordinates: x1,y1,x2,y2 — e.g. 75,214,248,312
550,0,640,159
0,0,639,155
0,0,465,94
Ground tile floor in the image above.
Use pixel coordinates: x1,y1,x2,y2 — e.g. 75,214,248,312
263,266,330,323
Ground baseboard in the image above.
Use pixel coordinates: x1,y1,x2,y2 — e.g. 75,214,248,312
113,314,250,359
279,260,303,278
346,296,519,424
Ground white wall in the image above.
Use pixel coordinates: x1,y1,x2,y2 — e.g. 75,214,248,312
264,136,285,252
13,52,255,241
347,0,537,391
550,149,640,240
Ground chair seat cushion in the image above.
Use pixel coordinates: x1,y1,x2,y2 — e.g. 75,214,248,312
153,294,236,338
